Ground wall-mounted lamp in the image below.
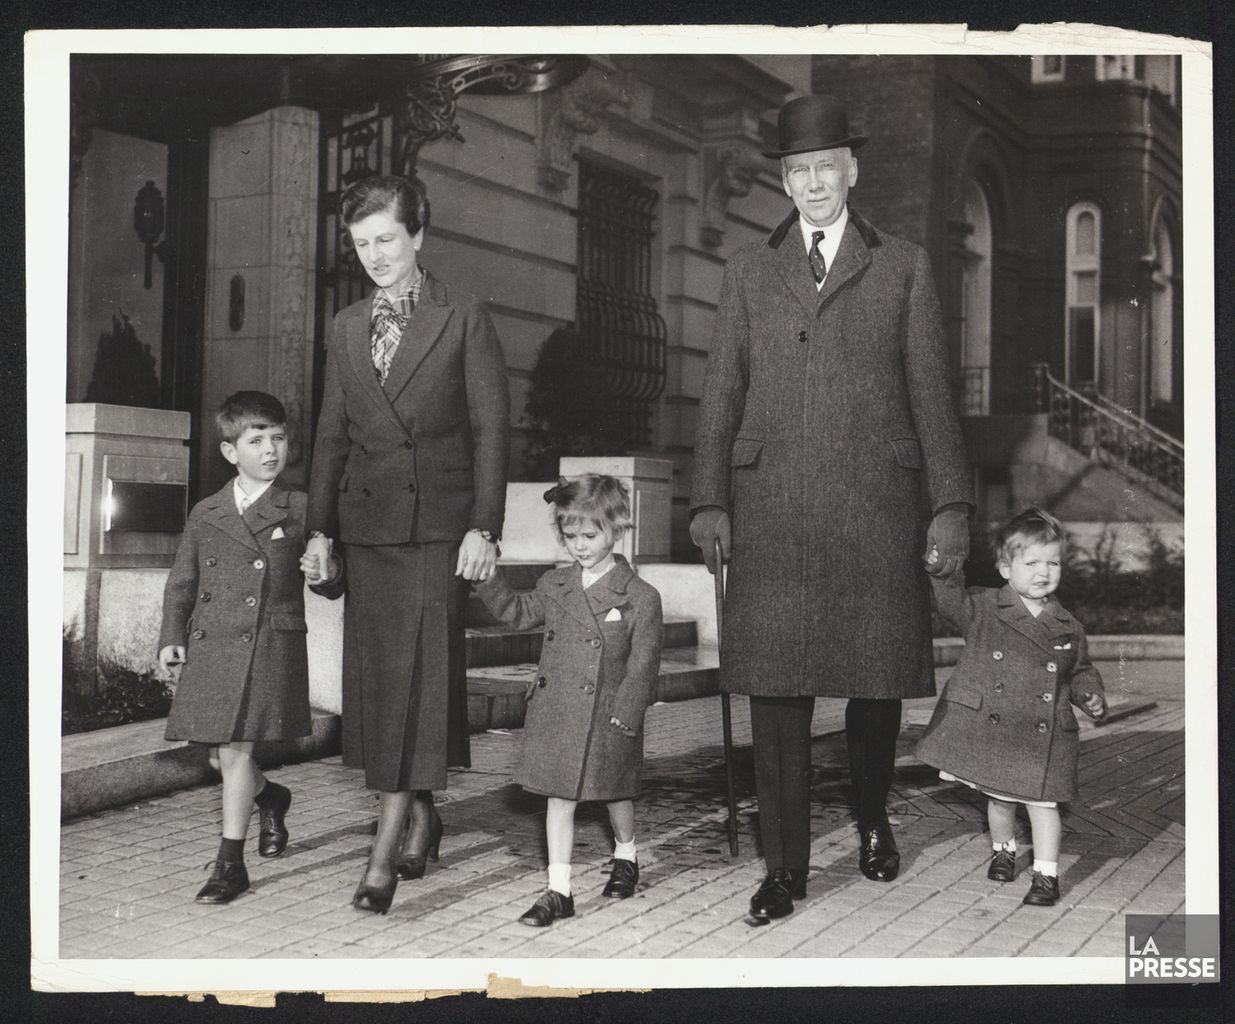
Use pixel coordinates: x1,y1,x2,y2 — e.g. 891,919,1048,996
133,180,167,289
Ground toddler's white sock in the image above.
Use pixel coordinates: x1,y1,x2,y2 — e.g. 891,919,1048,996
613,839,637,862
1033,859,1058,878
548,863,572,897
992,839,1017,852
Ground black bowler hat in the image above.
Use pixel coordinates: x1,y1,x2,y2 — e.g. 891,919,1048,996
762,94,868,158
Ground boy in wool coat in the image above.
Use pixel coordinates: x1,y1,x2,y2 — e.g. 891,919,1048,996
915,507,1106,907
158,392,342,904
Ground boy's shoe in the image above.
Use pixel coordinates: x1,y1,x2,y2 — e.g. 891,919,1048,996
602,858,639,899
1022,871,1060,907
195,859,250,904
987,848,1017,882
518,889,575,927
257,783,292,858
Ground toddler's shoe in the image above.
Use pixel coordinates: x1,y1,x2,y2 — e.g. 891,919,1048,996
518,889,575,927
195,859,249,904
1022,871,1060,907
602,858,638,899
987,848,1017,882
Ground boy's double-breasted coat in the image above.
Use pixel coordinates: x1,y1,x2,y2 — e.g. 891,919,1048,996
475,556,664,802
914,571,1105,802
689,208,971,700
159,481,341,743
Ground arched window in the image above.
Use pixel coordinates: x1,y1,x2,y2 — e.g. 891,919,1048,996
960,178,992,414
1065,202,1101,388
1149,214,1175,406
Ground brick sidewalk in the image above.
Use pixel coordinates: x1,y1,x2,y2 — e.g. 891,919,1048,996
57,676,1184,961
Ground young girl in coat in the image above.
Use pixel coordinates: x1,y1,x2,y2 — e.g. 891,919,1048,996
915,507,1106,907
474,474,664,926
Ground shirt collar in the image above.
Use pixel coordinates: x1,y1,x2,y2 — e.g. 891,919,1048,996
373,267,425,319
581,553,617,589
234,477,274,513
797,204,849,276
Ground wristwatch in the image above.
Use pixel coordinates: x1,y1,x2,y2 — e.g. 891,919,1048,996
468,528,498,543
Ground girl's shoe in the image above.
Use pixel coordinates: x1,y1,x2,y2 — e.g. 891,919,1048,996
602,858,639,899
987,848,1017,882
518,889,575,927
1022,871,1060,906
397,808,444,880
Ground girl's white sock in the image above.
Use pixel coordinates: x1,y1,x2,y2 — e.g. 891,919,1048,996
1033,859,1058,878
548,863,572,897
613,839,637,862
992,839,1017,852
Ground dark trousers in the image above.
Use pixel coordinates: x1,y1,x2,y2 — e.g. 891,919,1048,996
750,696,903,871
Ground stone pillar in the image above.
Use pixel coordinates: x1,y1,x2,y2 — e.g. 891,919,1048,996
558,456,673,563
201,106,319,494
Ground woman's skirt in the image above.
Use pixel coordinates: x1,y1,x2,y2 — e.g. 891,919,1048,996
340,540,470,791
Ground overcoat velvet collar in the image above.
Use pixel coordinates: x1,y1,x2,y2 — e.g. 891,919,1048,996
543,554,637,631
766,205,883,313
199,479,291,552
995,583,1080,653
342,268,455,436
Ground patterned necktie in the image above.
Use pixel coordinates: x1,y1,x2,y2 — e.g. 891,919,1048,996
370,294,408,385
809,230,828,284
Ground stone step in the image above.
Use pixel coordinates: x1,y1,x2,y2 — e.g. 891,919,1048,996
466,645,720,732
465,617,697,668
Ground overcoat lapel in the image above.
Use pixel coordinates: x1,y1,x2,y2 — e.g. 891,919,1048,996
995,585,1065,654
816,218,872,307
382,291,454,401
244,483,291,543
344,303,408,436
201,482,262,552
769,208,873,313
582,557,635,615
546,566,601,631
771,216,824,313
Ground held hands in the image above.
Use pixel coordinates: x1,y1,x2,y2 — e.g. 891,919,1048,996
609,715,636,736
925,506,970,578
689,509,731,575
158,644,185,683
301,535,338,584
456,530,497,581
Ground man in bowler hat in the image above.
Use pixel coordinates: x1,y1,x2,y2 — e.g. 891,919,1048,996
690,94,972,920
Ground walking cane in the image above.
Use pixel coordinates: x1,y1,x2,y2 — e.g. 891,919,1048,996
714,538,739,856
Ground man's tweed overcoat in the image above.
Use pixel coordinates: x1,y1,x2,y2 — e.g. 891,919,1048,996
475,556,663,801
914,574,1105,802
690,208,971,699
159,481,342,743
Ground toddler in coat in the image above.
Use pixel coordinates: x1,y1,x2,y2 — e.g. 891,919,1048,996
158,392,342,904
474,474,663,926
915,507,1106,907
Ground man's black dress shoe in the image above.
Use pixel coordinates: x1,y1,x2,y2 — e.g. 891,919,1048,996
1021,871,1060,907
749,869,796,920
987,847,1016,882
784,867,808,900
195,859,250,904
257,783,292,858
352,872,398,915
858,821,901,882
602,858,638,899
518,889,575,927
397,808,444,881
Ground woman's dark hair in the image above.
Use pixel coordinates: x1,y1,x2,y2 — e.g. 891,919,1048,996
339,175,430,235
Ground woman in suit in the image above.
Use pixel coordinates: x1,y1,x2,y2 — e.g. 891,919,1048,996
306,175,509,914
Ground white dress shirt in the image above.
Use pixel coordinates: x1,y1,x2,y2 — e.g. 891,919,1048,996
797,204,849,290
234,477,274,514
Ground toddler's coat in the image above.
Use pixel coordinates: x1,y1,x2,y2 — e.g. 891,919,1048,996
159,480,342,743
914,568,1104,802
475,555,663,801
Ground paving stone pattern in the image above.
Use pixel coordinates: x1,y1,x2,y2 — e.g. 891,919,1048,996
58,684,1184,960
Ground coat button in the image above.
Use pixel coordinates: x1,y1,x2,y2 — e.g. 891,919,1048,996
1037,721,1048,733
1042,692,1054,703
993,682,1003,693
404,440,414,449
206,557,217,567
253,559,265,570
537,676,547,687
192,628,205,640
582,683,596,694
408,483,416,492
241,632,253,643
798,330,807,343
1046,661,1058,673
545,630,555,641
590,638,601,648
200,592,211,602
244,596,257,607
992,651,1004,661
988,713,1000,724
362,487,372,497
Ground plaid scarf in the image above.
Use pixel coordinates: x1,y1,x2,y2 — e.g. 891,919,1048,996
370,272,424,384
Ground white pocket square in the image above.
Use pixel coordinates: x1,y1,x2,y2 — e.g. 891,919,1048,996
604,607,622,621
271,527,285,539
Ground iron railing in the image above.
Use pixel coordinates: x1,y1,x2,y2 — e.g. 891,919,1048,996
1031,363,1184,505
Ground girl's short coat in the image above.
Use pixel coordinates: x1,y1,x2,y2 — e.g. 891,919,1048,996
159,481,342,744
475,555,663,802
914,569,1104,803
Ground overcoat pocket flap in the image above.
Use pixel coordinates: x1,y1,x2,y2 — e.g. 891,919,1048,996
888,437,922,469
731,437,764,468
943,685,983,711
271,614,308,632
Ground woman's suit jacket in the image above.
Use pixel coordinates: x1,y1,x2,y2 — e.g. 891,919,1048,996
306,270,509,545
689,207,971,700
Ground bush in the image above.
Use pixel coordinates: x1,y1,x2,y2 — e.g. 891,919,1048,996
62,631,173,735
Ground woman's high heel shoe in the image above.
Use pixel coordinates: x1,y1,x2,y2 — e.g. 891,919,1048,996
352,867,398,914
397,809,444,880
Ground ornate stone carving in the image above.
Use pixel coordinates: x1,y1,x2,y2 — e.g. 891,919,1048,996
538,65,632,192
700,142,767,248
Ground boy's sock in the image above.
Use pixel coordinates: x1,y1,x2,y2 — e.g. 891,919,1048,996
1032,859,1058,877
992,839,1016,852
218,837,245,864
613,839,637,862
547,863,572,897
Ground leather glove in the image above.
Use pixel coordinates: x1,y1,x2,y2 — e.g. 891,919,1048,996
925,505,970,579
689,508,731,575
